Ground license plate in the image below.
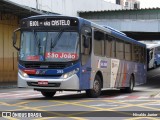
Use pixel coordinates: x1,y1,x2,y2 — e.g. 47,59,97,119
38,81,48,86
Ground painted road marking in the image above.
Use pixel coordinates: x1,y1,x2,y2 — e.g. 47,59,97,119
0,90,158,100
154,93,160,98
0,99,159,119
91,103,119,107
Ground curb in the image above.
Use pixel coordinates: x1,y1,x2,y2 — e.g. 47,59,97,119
0,83,17,89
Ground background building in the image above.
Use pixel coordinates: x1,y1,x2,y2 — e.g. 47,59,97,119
125,0,140,9
0,0,122,83
10,0,123,16
116,0,124,6
0,0,54,83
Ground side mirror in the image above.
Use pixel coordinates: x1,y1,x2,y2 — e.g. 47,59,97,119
12,28,20,51
83,36,90,48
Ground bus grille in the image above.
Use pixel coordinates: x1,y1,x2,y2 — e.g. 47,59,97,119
29,74,62,77
24,63,67,69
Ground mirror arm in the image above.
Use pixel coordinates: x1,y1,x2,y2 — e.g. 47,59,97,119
14,28,20,33
13,28,20,51
14,45,20,51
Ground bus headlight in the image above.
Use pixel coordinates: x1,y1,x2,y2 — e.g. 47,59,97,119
62,68,79,79
19,69,29,78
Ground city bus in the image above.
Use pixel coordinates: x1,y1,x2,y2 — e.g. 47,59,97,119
146,44,160,69
13,15,147,98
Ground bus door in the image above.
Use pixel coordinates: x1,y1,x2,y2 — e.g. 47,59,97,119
109,37,120,88
111,59,120,88
80,26,92,89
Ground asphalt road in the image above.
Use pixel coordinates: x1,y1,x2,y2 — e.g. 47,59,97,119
0,67,160,120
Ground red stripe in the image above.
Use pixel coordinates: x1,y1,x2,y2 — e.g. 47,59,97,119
23,69,36,75
122,64,127,87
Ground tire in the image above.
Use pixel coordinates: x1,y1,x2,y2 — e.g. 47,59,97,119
120,75,134,93
153,62,157,69
86,75,102,98
41,91,56,98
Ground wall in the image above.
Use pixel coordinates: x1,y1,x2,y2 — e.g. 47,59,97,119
0,13,19,83
91,19,160,32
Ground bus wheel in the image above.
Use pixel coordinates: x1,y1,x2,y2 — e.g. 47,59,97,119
86,75,102,98
120,75,134,93
41,91,56,98
153,62,157,69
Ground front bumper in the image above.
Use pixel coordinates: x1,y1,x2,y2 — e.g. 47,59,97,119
18,72,80,90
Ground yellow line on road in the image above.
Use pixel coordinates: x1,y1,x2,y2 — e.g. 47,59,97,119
52,100,105,110
52,100,134,117
34,103,69,109
12,101,39,106
103,100,160,111
0,102,11,106
0,99,159,119
35,100,96,110
34,117,88,120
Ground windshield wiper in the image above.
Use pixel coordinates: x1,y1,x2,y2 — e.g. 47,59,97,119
50,30,63,50
33,30,40,47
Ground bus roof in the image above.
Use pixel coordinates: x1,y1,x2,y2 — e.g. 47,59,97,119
22,15,146,47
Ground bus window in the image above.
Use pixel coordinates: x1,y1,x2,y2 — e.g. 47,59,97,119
125,42,132,61
141,47,145,63
132,44,139,62
105,34,111,57
94,30,104,56
133,45,141,62
81,35,91,55
111,37,116,58
116,39,124,60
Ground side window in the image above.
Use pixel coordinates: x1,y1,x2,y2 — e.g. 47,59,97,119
105,34,112,57
125,42,132,61
132,44,136,62
94,29,104,56
111,37,116,58
141,47,146,63
116,39,124,59
137,46,141,62
132,44,141,62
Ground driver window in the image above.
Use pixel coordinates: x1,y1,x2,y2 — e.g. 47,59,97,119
81,26,92,54
81,35,91,55
81,26,92,65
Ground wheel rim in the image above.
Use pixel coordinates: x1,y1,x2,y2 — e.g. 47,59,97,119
154,63,156,68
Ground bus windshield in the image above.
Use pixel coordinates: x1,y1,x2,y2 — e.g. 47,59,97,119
20,31,79,62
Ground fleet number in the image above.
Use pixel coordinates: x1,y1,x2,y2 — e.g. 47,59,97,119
57,70,64,74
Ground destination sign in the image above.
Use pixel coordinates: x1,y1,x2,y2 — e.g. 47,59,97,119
21,18,78,27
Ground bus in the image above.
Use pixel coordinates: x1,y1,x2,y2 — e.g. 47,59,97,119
13,15,147,98
146,43,160,69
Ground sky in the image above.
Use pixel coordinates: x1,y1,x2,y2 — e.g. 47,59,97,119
105,0,160,8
